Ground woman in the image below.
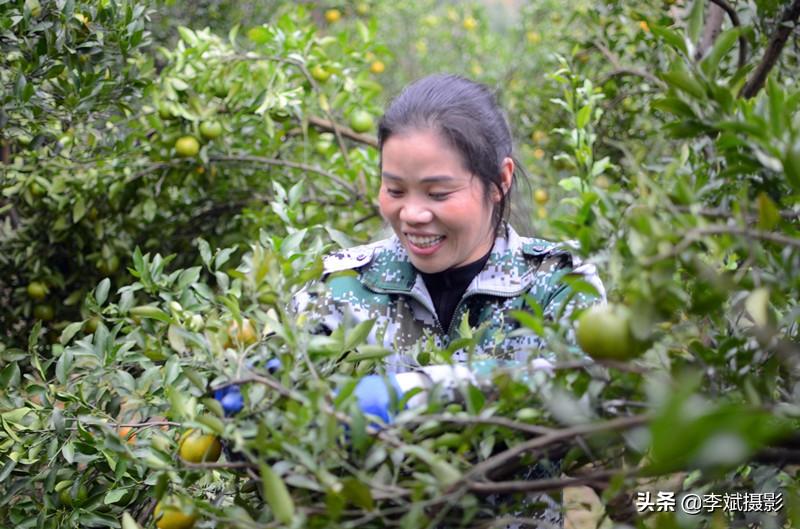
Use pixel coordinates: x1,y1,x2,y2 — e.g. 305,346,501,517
294,74,605,372
291,75,606,527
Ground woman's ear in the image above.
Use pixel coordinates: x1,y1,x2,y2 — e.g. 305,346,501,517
490,158,514,202
493,157,514,201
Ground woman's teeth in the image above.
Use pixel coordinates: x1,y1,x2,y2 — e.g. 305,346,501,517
407,235,444,248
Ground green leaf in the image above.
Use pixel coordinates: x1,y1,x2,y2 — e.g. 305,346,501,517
247,26,270,45
177,26,197,47
61,442,75,464
0,363,21,388
783,144,800,191
650,25,688,54
757,192,781,230
465,384,485,414
72,197,86,223
341,477,374,510
576,104,592,129
344,319,375,351
510,310,544,336
95,277,110,306
700,27,741,77
687,0,705,45
661,69,706,100
59,322,84,345
104,488,130,505
260,463,295,524
766,76,787,138
347,344,392,363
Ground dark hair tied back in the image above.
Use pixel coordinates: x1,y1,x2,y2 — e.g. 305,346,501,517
378,74,518,232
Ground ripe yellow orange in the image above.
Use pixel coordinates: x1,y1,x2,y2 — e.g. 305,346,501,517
225,318,258,348
534,189,549,205
118,426,136,444
178,429,222,463
324,9,341,23
369,60,385,74
533,148,545,160
463,16,477,31
355,2,369,16
526,31,541,44
175,136,200,157
154,498,197,529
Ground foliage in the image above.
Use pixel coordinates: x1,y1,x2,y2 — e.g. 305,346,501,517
1,1,800,528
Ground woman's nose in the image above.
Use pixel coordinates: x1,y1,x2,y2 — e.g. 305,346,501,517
399,201,433,224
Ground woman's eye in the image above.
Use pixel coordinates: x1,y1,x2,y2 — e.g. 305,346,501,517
429,192,449,200
386,189,404,197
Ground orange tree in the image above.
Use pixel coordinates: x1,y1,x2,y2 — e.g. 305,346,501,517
2,1,800,528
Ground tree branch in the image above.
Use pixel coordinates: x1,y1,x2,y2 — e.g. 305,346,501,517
740,0,800,98
461,415,650,484
707,0,748,69
641,224,800,266
209,154,362,197
399,413,556,437
467,468,634,495
673,205,800,222
307,115,378,148
592,40,665,87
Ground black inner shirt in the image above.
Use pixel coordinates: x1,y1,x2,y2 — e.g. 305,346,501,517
419,248,493,333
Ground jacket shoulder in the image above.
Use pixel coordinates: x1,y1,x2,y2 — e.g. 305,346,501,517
322,239,389,275
520,237,574,259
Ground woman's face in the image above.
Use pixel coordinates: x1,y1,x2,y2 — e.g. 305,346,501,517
379,129,512,273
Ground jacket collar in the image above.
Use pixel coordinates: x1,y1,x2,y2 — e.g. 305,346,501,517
361,224,555,297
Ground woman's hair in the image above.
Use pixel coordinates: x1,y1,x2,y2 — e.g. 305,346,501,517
377,74,522,233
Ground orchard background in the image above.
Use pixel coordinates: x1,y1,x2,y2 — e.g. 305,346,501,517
1,0,800,528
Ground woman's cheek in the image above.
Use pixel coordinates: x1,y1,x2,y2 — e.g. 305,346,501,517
377,191,393,219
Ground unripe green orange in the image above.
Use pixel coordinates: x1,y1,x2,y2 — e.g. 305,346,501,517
349,110,374,133
576,304,640,361
27,281,48,300
199,120,222,140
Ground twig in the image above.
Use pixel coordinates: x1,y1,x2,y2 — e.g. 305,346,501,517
592,40,665,87
553,359,653,374
740,0,800,98
476,517,562,529
673,205,799,222
462,415,650,483
399,414,555,436
708,0,748,69
209,154,361,197
183,460,255,470
468,468,635,495
307,115,378,148
641,225,800,266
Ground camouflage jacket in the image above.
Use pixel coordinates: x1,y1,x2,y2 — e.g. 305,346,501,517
293,223,605,372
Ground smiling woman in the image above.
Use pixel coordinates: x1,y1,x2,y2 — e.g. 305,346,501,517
293,74,605,364
292,73,607,528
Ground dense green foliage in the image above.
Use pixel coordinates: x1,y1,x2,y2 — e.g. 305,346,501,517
1,1,799,528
